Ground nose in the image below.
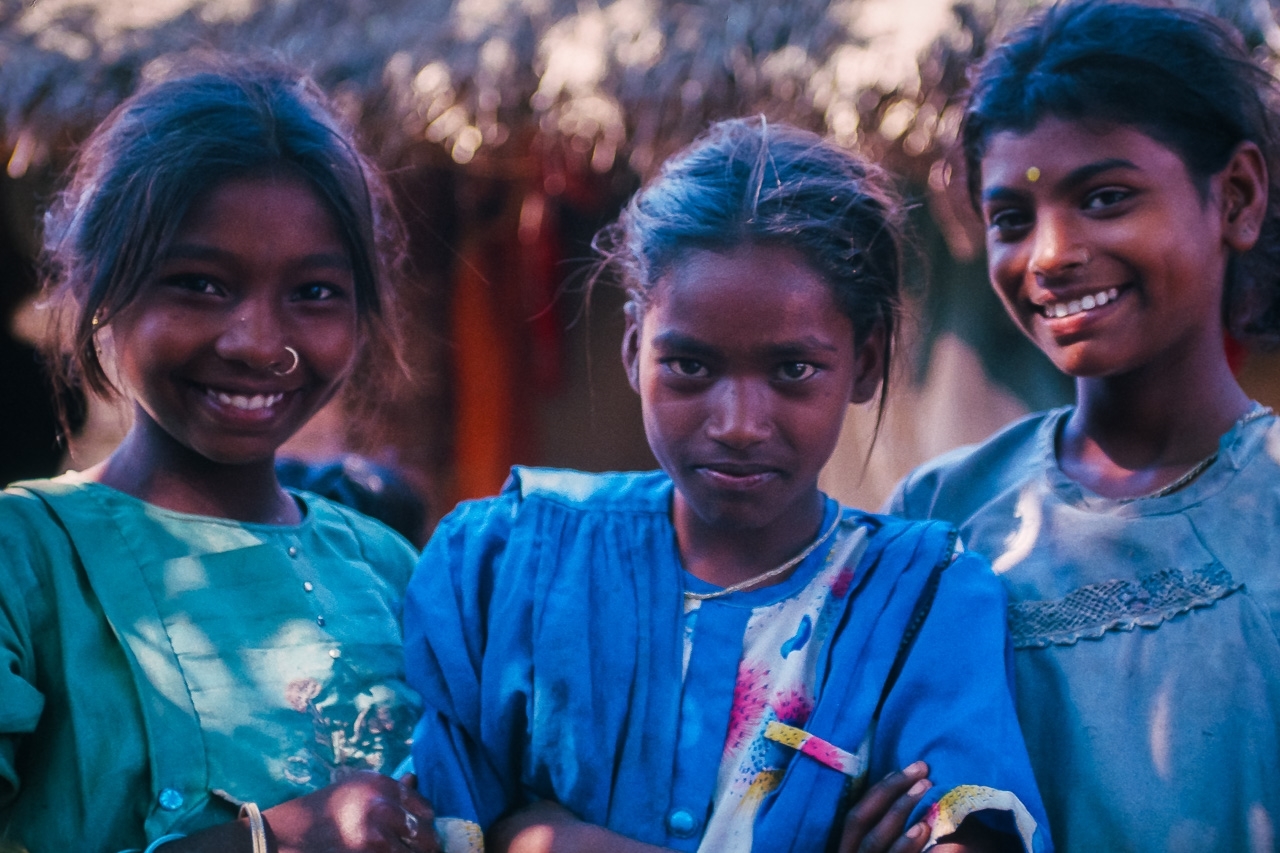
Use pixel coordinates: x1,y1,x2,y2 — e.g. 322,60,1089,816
214,295,288,372
705,377,772,449
1029,211,1091,279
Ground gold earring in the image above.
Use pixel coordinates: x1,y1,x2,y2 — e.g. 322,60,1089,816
1026,167,1041,183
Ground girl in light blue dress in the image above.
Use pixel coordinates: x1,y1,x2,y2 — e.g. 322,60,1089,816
890,3,1280,850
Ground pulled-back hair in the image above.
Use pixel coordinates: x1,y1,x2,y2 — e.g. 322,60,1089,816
597,117,905,415
41,57,404,405
962,0,1280,342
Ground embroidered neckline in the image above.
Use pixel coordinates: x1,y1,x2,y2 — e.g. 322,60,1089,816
1009,565,1241,649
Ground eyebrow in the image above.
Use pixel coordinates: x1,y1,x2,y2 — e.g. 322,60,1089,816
651,330,841,355
982,157,1140,204
651,331,718,356
158,243,352,270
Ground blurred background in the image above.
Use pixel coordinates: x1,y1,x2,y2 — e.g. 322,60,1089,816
3,0,1280,541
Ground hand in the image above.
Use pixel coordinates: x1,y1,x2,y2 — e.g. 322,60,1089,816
263,770,440,852
837,761,933,853
489,801,673,853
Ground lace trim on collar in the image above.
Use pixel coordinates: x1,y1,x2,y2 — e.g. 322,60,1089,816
1010,564,1241,649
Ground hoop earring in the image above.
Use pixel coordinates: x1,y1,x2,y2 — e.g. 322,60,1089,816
270,346,300,376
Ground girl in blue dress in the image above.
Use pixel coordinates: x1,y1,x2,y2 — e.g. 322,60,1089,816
0,63,438,852
406,118,1051,853
889,2,1280,850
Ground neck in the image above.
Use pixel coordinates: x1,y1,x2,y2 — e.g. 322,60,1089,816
674,490,827,589
87,410,299,524
1064,342,1251,499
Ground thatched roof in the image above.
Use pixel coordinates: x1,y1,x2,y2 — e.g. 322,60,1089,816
6,0,1280,187
0,0,972,180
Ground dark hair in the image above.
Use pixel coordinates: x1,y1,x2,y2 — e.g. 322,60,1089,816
276,455,427,545
41,57,405,409
962,0,1280,342
596,117,905,421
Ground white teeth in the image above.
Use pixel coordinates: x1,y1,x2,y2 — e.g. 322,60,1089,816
208,389,285,411
1043,287,1119,319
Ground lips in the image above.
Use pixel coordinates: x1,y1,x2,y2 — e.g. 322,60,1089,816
1038,286,1122,319
694,463,782,491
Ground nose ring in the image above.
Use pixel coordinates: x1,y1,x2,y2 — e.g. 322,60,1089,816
270,346,299,376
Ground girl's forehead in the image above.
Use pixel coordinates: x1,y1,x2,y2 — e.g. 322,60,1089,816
980,117,1188,191
642,244,852,343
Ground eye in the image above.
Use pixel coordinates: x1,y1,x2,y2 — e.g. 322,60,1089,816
294,282,344,301
985,206,1033,241
775,362,817,381
662,358,708,379
1082,186,1132,211
163,274,223,296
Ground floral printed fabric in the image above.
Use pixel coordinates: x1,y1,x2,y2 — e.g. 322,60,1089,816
687,520,871,852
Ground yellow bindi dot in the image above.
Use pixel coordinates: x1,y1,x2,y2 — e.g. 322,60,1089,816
1026,166,1041,183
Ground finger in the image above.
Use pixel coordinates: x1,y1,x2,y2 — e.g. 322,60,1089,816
886,821,931,853
856,778,932,853
840,762,929,845
398,808,442,853
400,785,436,822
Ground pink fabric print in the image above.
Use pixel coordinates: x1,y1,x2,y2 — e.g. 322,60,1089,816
285,677,322,712
831,565,857,599
724,662,772,757
771,689,812,729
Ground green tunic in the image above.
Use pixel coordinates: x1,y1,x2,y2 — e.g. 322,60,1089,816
0,477,421,853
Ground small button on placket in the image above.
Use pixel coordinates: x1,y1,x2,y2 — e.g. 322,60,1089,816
158,787,184,811
287,545,299,558
329,648,341,659
665,807,699,839
303,581,314,593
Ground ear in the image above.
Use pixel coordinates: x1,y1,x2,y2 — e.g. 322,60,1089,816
850,322,887,405
1219,141,1268,253
621,300,643,394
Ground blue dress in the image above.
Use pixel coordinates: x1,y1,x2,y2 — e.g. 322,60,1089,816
405,468,1051,852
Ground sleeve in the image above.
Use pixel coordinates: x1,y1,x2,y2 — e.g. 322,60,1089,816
872,550,1053,853
403,495,532,851
0,500,53,808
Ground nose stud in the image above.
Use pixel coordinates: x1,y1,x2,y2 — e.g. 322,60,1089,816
269,346,299,376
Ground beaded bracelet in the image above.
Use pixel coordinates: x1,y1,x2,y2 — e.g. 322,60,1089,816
239,802,269,853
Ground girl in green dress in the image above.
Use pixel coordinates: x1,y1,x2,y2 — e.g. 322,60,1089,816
0,61,439,853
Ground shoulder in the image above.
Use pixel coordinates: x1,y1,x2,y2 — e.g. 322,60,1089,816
297,492,419,587
0,477,92,550
889,409,1059,524
421,467,670,566
502,466,672,513
0,479,91,605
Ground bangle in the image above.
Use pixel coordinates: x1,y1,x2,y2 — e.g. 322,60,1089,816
143,834,187,853
239,802,269,853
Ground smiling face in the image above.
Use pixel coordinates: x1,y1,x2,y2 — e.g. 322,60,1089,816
623,244,883,537
105,173,358,467
979,117,1254,379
